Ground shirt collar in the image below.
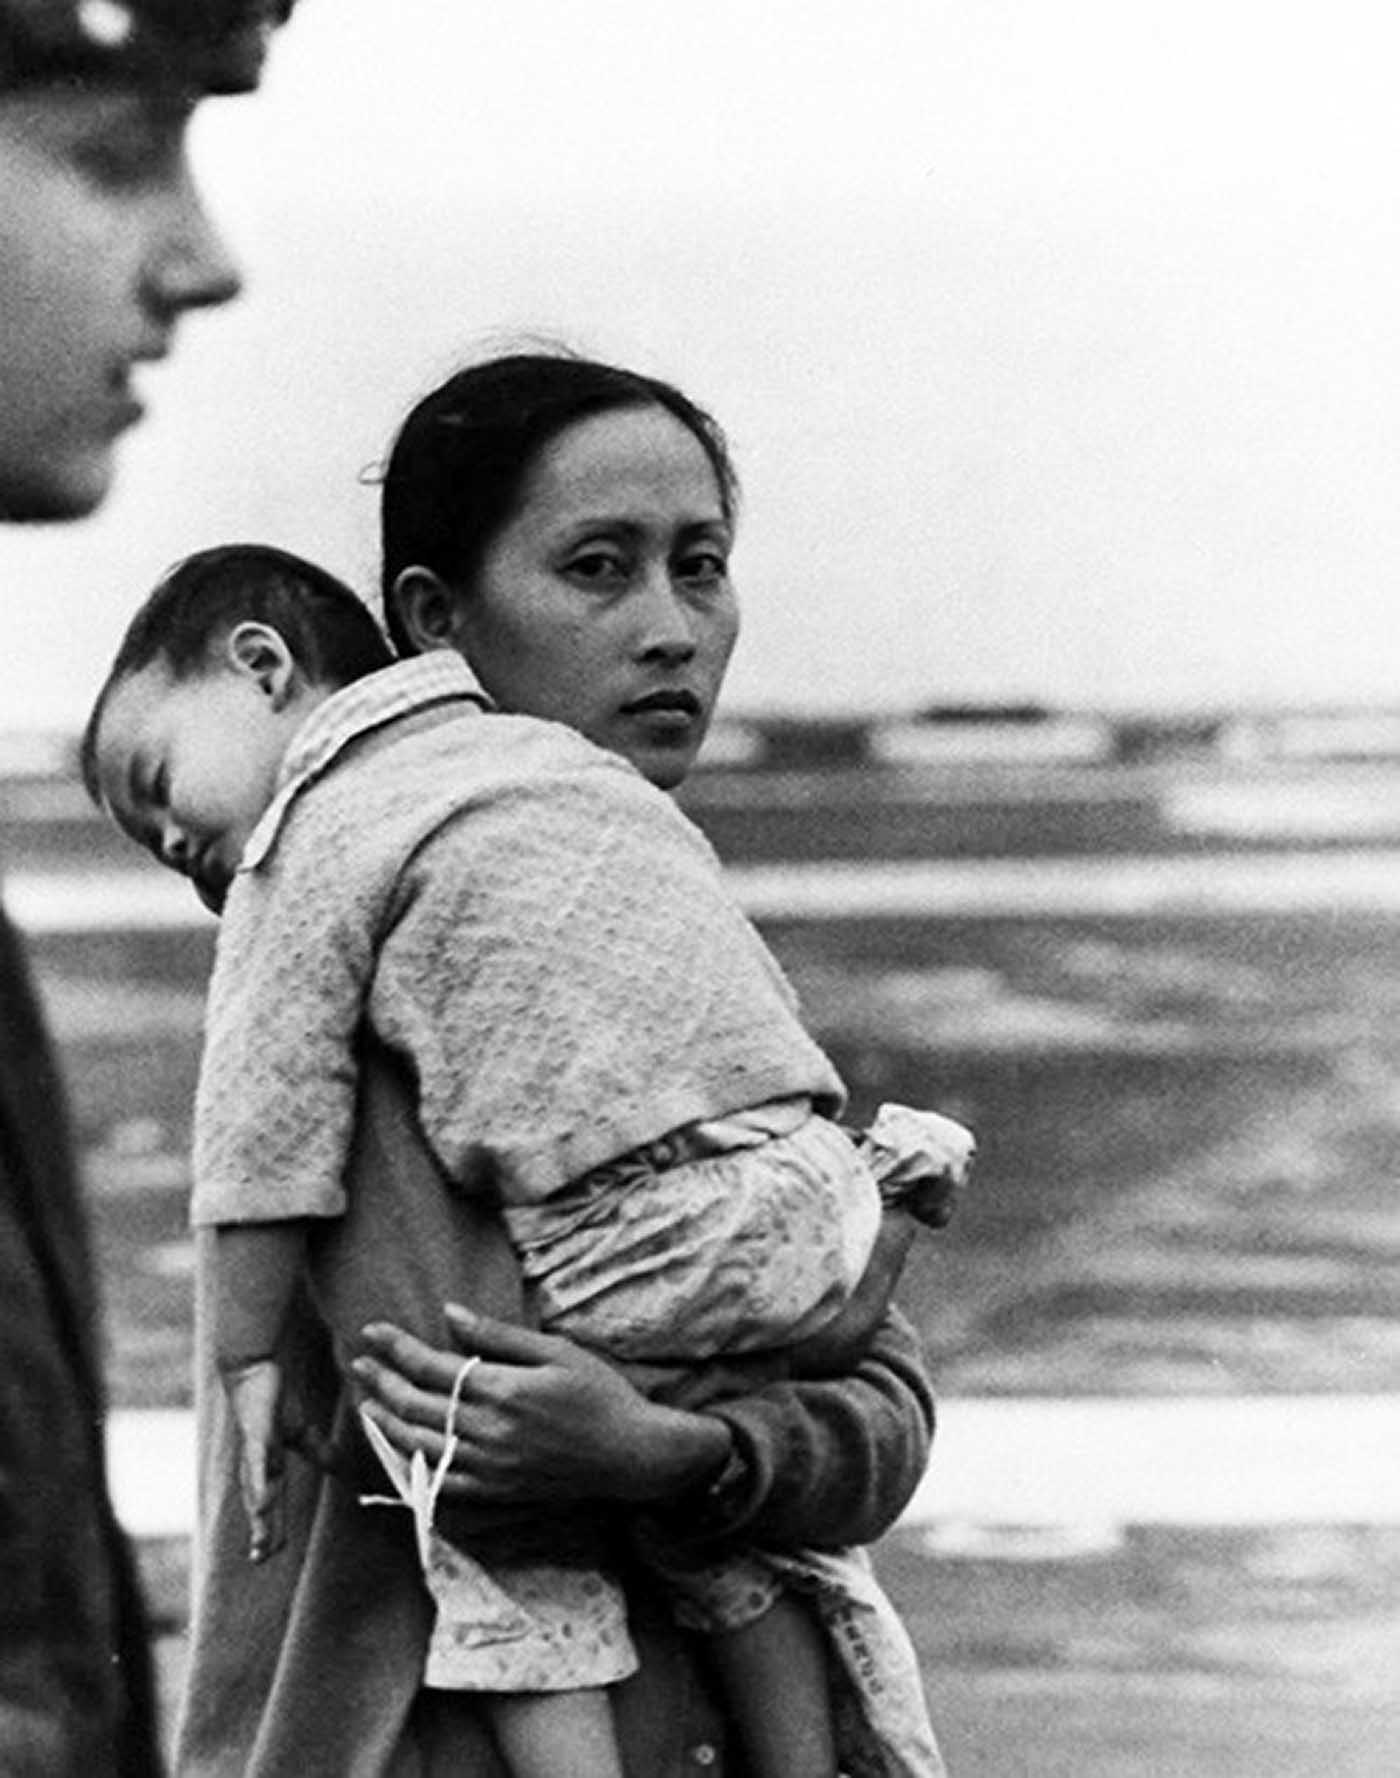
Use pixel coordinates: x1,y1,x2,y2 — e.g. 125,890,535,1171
239,652,492,875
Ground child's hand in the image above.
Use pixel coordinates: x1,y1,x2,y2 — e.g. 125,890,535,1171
222,1357,288,1562
861,1103,975,1229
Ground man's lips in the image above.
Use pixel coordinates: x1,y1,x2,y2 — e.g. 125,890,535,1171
109,345,170,416
102,381,144,431
126,338,172,375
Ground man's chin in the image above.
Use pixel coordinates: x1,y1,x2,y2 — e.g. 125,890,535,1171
0,463,113,524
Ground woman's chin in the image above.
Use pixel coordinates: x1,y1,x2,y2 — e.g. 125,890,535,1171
628,732,700,792
598,712,704,790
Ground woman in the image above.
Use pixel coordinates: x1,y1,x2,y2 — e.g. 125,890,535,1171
176,352,941,1777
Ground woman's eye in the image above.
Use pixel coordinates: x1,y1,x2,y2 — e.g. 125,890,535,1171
565,552,628,584
678,550,729,584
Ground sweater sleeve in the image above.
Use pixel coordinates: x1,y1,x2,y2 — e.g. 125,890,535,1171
192,856,376,1228
650,1307,935,1554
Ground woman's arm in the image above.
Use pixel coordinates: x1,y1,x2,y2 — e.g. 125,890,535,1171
344,1036,936,1553
665,1305,934,1551
351,1299,934,1552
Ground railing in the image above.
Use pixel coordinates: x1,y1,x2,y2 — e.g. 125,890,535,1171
698,705,1400,772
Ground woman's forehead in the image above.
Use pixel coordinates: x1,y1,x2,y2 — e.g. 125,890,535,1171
523,407,727,523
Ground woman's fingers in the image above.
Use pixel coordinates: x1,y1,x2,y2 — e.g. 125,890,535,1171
357,1395,516,1506
358,1321,472,1392
357,1395,453,1466
351,1346,466,1432
442,1303,566,1366
353,1309,730,1508
353,1309,572,1436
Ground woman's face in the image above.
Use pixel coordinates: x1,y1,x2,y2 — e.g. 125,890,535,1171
443,404,739,791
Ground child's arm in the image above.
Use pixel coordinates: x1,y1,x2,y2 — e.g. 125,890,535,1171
789,1103,976,1376
213,1219,309,1562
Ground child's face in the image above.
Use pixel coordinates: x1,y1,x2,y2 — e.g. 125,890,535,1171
93,653,299,911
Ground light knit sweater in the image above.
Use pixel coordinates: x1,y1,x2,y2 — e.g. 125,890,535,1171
193,657,845,1227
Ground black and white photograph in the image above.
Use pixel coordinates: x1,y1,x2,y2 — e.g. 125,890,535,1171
2,3,1397,1772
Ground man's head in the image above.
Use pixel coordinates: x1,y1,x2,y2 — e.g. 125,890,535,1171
0,0,296,521
82,543,390,909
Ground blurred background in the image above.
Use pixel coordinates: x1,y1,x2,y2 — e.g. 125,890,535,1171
5,1,1400,1771
7,0,1400,726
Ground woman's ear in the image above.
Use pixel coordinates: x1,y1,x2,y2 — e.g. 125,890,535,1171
390,566,463,655
224,622,299,709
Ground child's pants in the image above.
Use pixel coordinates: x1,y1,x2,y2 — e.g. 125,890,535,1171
504,1110,883,1362
365,1115,871,1692
361,1415,944,1778
421,1530,637,1692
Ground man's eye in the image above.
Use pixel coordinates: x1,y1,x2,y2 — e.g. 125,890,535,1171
72,123,174,192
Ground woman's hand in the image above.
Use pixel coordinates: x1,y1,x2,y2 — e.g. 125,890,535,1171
351,1305,732,1509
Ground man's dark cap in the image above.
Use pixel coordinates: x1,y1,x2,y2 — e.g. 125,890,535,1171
0,0,296,96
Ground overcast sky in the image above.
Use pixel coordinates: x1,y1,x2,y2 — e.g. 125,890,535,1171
7,0,1400,727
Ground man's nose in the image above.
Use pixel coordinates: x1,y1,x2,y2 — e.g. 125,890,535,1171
145,168,244,318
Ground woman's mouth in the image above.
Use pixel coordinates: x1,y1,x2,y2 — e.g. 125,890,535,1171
621,690,703,724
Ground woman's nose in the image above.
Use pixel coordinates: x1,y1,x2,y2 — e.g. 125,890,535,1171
634,570,698,662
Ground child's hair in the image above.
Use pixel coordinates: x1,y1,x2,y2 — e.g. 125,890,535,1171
80,543,392,802
379,349,740,655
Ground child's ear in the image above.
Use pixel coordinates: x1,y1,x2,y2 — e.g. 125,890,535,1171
390,566,462,654
225,622,299,710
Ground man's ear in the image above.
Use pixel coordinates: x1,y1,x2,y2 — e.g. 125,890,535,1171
390,566,463,655
225,622,299,709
